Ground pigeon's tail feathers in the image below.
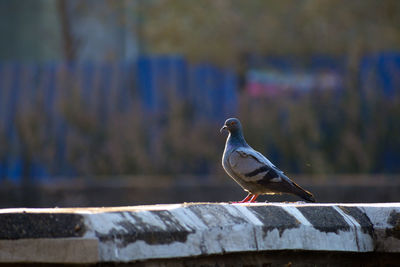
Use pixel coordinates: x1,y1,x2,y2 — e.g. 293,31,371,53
290,182,316,203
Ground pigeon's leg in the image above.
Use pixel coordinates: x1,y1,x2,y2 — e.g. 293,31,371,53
232,193,253,203
240,193,253,202
249,194,259,203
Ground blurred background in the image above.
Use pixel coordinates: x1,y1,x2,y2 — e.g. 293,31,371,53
0,0,400,207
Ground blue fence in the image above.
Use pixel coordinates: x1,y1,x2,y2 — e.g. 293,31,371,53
359,52,400,97
0,56,238,181
247,53,400,97
1,53,399,181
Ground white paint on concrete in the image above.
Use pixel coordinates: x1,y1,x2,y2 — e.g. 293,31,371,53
134,210,169,231
259,227,349,251
360,206,400,252
230,205,264,226
84,212,127,238
332,206,361,228
281,206,312,226
332,206,374,251
1,203,400,263
256,221,372,252
168,207,208,230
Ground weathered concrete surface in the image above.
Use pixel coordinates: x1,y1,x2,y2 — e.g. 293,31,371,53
0,238,98,263
0,203,399,264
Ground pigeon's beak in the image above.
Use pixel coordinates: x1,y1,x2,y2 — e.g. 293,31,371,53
220,125,227,133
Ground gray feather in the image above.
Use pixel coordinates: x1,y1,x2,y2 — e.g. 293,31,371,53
228,148,281,183
221,118,315,202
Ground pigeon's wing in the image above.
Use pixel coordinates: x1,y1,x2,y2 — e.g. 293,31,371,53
219,118,315,201
229,147,316,202
228,147,283,183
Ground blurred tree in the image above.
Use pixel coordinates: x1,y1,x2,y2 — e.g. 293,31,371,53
0,0,63,61
2,0,400,180
57,0,76,60
139,0,400,68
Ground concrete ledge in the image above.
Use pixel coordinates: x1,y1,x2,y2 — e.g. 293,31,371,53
0,203,400,264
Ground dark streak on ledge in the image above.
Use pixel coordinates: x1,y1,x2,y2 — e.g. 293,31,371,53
95,211,194,247
248,206,300,237
297,206,351,234
385,210,400,239
0,213,86,239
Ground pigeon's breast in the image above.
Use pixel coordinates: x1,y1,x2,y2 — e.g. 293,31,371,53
222,147,250,191
221,147,231,173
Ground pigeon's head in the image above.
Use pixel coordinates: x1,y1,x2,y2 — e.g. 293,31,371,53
220,118,242,134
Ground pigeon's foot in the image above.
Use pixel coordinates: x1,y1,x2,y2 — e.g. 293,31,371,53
236,193,252,203
231,194,259,203
249,194,259,202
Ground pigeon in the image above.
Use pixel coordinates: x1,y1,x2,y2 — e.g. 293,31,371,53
220,118,315,203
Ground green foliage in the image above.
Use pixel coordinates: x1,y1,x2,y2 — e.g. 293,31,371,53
7,0,400,178
10,70,400,178
239,88,400,175
139,0,400,68
58,88,223,177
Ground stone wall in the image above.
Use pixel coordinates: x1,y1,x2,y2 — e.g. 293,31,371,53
0,202,400,266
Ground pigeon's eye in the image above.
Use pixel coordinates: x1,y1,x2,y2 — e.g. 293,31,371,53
230,121,236,126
